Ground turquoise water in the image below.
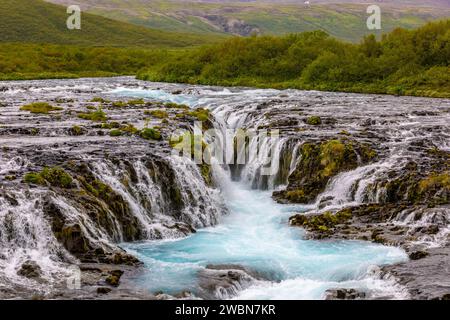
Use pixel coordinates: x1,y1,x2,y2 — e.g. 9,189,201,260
113,86,409,299
123,181,408,299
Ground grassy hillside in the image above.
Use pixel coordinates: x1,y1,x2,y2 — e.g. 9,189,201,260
46,0,450,42
0,0,223,47
137,20,450,98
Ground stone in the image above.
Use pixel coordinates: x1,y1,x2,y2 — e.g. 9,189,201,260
325,289,366,300
17,260,42,279
97,287,112,294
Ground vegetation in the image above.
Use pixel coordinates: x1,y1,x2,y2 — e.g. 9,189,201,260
24,167,73,188
188,108,210,121
109,129,122,137
140,128,162,140
290,209,353,234
20,102,62,114
78,108,107,122
128,98,145,105
145,110,169,119
138,20,450,98
0,43,180,80
0,0,220,47
52,0,450,42
306,116,322,126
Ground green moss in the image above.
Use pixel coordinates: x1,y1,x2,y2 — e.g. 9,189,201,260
30,128,39,136
24,167,73,188
20,102,62,114
71,125,83,136
78,108,107,122
101,122,120,129
285,189,308,203
292,209,352,233
164,102,189,110
91,97,108,103
419,173,450,192
128,98,145,105
320,140,353,177
306,116,322,125
120,123,138,135
111,101,126,108
199,163,212,186
85,105,96,110
140,128,161,140
109,129,122,137
188,108,209,121
144,109,169,119
40,167,73,188
24,172,45,185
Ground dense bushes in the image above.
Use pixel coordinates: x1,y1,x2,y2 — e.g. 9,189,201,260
138,20,450,98
0,43,179,80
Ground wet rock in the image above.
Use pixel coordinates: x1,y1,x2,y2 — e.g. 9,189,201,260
273,139,376,204
197,264,264,299
17,261,42,279
382,247,450,300
409,251,429,260
105,270,124,287
325,288,366,300
97,287,112,294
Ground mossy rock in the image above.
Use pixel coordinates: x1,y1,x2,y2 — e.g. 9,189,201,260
109,129,122,137
24,167,73,188
128,98,145,105
140,128,161,140
20,102,62,114
144,110,168,119
78,108,107,122
70,125,84,136
306,116,322,125
274,139,376,204
290,209,352,234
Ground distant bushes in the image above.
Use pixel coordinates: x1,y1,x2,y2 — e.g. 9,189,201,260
137,20,450,98
0,43,178,80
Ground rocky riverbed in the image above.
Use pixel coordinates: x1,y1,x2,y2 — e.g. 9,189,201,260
0,77,449,299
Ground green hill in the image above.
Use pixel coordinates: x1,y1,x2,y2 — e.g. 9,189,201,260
46,0,450,42
0,0,222,47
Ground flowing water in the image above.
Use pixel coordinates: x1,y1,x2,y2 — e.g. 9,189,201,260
1,77,449,299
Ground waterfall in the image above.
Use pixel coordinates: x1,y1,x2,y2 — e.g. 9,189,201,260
0,190,74,294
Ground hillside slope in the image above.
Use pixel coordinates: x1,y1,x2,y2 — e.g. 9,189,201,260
45,0,450,41
0,0,222,47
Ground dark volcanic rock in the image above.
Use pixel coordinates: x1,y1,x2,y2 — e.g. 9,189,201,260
17,261,42,279
325,288,366,300
382,247,450,300
197,264,265,299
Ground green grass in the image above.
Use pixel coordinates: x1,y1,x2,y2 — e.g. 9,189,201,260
0,0,222,47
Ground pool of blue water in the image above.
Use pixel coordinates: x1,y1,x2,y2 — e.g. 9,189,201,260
123,182,408,299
